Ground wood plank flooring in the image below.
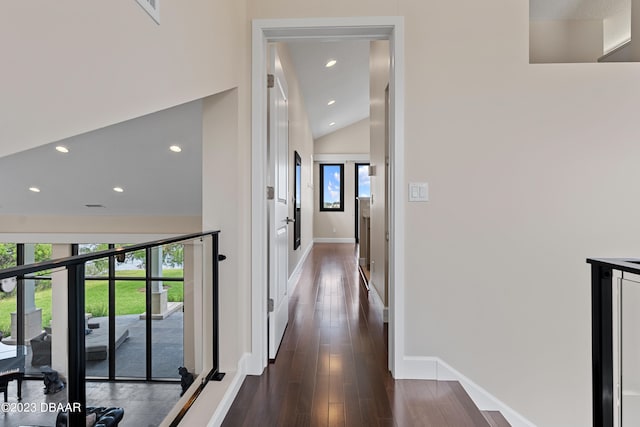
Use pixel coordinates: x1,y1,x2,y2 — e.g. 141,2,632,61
482,411,512,427
222,243,501,427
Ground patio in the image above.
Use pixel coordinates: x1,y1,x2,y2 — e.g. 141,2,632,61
23,310,184,380
85,311,184,379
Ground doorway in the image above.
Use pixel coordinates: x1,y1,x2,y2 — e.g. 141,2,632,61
251,17,406,377
355,162,370,243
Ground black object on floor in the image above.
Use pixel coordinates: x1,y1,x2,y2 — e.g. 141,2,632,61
56,406,124,427
178,366,194,396
41,366,64,395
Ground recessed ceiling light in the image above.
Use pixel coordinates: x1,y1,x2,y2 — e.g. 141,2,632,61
169,145,182,153
113,187,124,193
325,59,337,68
329,122,336,126
327,100,336,106
55,146,69,153
29,187,41,193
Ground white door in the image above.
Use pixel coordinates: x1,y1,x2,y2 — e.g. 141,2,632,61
267,45,289,360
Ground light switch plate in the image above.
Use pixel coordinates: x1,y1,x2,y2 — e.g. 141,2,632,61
409,182,428,202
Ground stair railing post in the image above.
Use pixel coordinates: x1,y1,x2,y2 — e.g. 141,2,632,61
211,233,225,381
67,262,87,425
592,263,613,427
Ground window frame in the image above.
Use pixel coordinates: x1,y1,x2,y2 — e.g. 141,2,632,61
319,163,345,212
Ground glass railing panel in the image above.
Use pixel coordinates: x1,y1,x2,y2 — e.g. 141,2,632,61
621,274,640,426
0,245,68,427
25,273,53,376
0,231,220,426
152,242,185,380
115,246,145,278
0,281,16,344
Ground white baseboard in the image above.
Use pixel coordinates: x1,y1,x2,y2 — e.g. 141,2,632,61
314,237,355,244
397,356,536,427
399,356,439,379
368,281,389,324
288,242,313,294
209,352,250,427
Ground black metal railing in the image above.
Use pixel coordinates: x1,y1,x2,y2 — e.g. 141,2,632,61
0,231,225,426
587,257,640,427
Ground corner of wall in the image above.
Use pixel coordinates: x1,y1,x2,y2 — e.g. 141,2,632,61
395,356,536,427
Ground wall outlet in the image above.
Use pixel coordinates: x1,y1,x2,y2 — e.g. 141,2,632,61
333,228,336,233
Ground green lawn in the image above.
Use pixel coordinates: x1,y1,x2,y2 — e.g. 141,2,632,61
0,269,183,336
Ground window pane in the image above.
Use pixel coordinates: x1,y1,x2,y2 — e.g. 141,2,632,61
321,164,343,210
0,244,17,340
357,164,370,197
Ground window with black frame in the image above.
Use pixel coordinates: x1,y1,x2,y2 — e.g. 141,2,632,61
319,163,344,212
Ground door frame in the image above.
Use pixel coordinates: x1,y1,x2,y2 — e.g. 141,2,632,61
250,16,406,377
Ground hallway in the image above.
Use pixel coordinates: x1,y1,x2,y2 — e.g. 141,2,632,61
222,243,505,427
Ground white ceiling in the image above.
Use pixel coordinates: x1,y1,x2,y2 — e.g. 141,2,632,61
0,100,203,217
530,0,629,20
286,40,370,139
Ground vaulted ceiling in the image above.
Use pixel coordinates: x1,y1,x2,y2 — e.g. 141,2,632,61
286,40,370,140
0,100,203,217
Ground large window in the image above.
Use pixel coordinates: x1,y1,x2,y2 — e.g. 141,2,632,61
78,243,185,380
319,163,344,211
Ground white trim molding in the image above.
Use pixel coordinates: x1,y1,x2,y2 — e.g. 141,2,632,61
314,237,355,244
249,18,270,376
314,153,370,163
252,15,405,379
397,356,536,427
164,353,250,427
368,279,389,323
288,242,314,294
208,353,250,427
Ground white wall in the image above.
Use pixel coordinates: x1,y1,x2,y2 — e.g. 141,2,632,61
530,20,604,63
275,43,315,276
0,215,200,235
369,41,389,305
604,9,631,53
314,118,370,154
248,2,640,426
0,0,244,159
202,89,245,374
313,120,370,241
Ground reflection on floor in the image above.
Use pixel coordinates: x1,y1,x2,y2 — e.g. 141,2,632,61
1,379,180,427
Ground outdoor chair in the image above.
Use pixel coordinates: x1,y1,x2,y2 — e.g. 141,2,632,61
30,331,52,367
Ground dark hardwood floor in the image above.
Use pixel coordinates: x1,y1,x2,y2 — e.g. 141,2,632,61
223,243,501,427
